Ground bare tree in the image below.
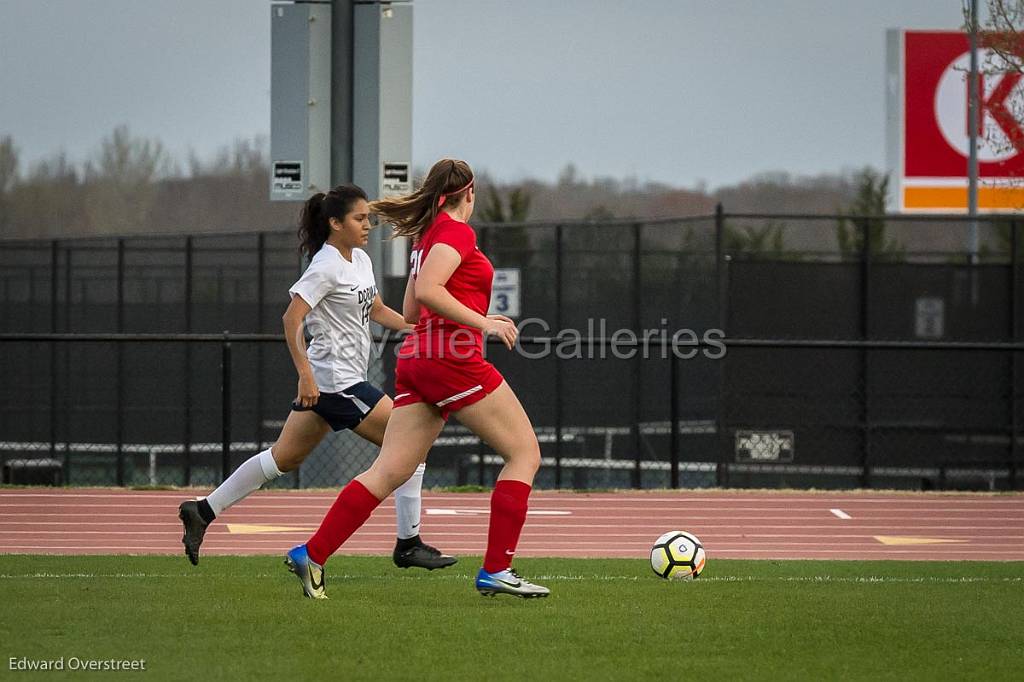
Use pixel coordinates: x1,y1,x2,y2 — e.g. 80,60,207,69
977,1,1024,73
0,136,18,234
188,135,268,178
11,151,84,238
965,2,1024,161
164,135,280,234
0,136,17,194
83,125,173,234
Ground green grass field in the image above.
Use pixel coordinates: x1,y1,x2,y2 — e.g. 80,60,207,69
2,555,1022,680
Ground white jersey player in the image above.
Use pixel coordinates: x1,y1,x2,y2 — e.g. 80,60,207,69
178,185,455,571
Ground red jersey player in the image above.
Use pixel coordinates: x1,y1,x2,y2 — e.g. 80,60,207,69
285,159,548,599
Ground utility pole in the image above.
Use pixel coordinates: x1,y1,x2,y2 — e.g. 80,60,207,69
968,0,980,261
271,0,413,283
967,0,982,308
330,0,354,191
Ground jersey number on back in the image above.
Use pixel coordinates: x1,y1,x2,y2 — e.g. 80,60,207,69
409,249,424,276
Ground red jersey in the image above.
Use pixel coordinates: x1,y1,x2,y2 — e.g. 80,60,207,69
403,212,493,357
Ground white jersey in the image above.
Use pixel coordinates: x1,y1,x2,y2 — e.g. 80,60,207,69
288,245,378,393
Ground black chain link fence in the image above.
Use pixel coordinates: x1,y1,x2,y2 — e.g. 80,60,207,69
1,211,1021,490
720,341,1020,490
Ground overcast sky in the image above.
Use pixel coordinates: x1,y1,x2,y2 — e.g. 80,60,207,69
0,0,971,189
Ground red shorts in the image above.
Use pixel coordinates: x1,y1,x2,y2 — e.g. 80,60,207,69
393,353,505,420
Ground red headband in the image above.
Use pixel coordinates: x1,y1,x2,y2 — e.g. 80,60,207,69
437,179,474,207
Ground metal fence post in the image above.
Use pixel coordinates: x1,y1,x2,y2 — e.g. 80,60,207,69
670,347,679,489
554,224,564,489
295,247,304,489
632,222,643,489
49,240,59,328
859,220,872,488
183,236,193,486
714,204,728,487
1011,220,1020,490
221,331,232,482
49,241,58,470
63,244,72,482
116,239,125,486
477,226,489,487
256,233,266,451
477,421,486,485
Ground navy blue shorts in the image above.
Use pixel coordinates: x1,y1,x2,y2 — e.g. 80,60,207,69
291,382,386,432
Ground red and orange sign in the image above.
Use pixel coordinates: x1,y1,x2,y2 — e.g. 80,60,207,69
889,30,1024,211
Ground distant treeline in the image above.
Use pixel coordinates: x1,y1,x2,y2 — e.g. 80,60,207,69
0,126,872,241
0,127,295,241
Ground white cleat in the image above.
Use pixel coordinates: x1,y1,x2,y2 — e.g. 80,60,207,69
285,544,328,600
475,567,550,598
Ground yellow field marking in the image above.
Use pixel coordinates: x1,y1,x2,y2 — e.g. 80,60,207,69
227,524,315,534
873,535,967,546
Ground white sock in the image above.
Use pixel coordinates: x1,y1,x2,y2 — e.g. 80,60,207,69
204,449,283,517
393,462,425,540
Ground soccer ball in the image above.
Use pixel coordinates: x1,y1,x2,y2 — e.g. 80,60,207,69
650,530,706,580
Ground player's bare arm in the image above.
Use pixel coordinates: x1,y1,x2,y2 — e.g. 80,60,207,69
415,243,517,349
401,272,420,324
370,293,413,332
282,294,319,407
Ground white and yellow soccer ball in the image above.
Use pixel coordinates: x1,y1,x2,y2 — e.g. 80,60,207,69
650,530,706,580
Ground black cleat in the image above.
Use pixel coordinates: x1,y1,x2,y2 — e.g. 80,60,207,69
393,541,458,570
178,500,209,566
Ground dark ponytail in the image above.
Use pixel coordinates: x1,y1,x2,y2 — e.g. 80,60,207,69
297,184,369,258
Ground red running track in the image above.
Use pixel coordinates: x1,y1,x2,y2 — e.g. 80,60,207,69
1,488,1023,561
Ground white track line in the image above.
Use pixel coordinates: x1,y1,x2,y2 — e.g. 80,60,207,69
3,545,1024,556
0,572,1019,584
0,538,1008,548
4,524,1019,536
3,511,1021,522
2,492,1023,505
3,500,1023,511
2,520,1022,532
830,508,852,519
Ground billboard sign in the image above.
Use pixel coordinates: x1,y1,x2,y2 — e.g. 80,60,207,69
887,30,1024,211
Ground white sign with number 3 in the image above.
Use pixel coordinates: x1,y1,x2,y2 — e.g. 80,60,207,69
488,268,521,318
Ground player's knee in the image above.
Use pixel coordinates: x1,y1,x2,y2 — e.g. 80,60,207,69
369,463,419,494
515,436,541,474
524,451,541,475
270,448,300,473
394,473,421,496
389,468,419,490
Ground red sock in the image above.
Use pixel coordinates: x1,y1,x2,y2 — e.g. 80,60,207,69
306,480,381,565
483,479,532,573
